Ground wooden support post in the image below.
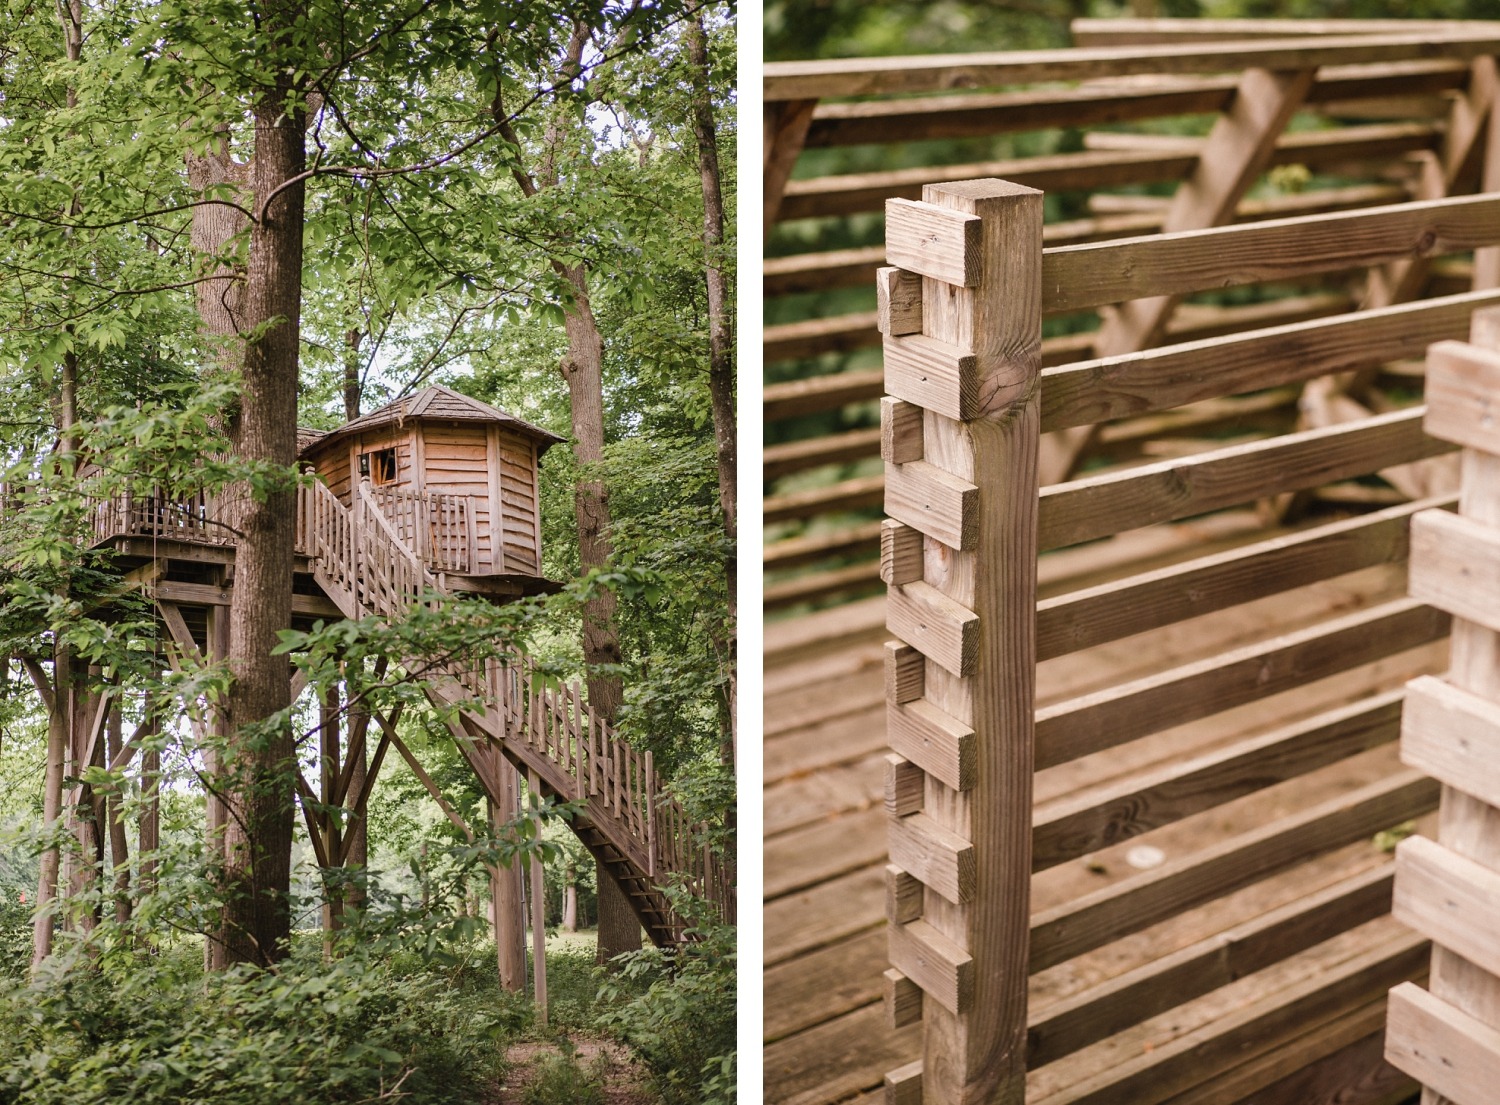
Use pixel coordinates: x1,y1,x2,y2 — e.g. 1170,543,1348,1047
489,764,527,993
1386,306,1500,1104
764,99,818,235
528,768,548,1026
320,682,343,949
881,178,1042,1105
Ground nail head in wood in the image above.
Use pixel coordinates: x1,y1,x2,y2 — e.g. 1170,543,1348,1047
889,918,974,1015
886,459,979,551
886,579,980,677
888,696,976,791
884,332,979,421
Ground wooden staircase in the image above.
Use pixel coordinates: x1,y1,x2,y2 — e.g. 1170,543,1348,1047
298,478,732,946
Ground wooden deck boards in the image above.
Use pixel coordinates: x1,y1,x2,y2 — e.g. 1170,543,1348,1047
764,519,1441,1105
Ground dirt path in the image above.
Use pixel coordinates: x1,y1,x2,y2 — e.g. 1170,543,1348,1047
490,1036,653,1105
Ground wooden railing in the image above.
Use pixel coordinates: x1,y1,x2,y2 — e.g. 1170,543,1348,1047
299,478,732,936
89,486,237,548
764,22,1500,612
367,484,473,574
874,170,1500,1102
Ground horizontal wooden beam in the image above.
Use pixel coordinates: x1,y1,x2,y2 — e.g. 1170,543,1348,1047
1410,508,1500,632
1395,834,1500,980
1028,768,1437,972
1388,981,1500,1105
1039,407,1451,552
1034,597,1446,770
885,460,977,551
1037,495,1449,661
763,30,1500,101
1032,688,1404,870
1043,193,1500,313
1424,338,1500,453
777,122,1435,221
888,811,975,904
1025,862,1396,1069
1041,289,1500,435
888,918,973,1015
886,580,979,677
888,696,975,791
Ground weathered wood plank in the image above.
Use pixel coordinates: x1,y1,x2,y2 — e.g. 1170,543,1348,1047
1410,508,1500,633
1036,496,1447,661
763,32,1500,101
1401,675,1500,811
1025,862,1396,1070
885,460,977,551
1424,338,1500,454
1042,290,1500,434
1045,193,1500,312
886,580,979,678
888,812,974,905
1028,769,1438,972
888,918,973,1015
1038,408,1450,552
1387,981,1500,1105
885,199,981,286
888,696,974,792
1035,598,1447,770
1040,928,1427,1105
1395,834,1500,981
1032,688,1404,870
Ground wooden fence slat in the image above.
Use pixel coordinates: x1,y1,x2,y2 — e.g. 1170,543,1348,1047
1032,688,1404,871
1388,981,1500,1105
1041,289,1500,434
1044,193,1500,313
1026,861,1396,1070
1028,769,1437,973
1036,494,1449,661
1394,834,1500,980
1034,598,1447,770
1038,406,1451,551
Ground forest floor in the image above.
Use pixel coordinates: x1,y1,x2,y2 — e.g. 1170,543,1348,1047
491,1036,653,1104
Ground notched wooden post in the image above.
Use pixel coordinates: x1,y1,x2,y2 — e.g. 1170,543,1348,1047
882,178,1042,1105
1386,305,1500,1105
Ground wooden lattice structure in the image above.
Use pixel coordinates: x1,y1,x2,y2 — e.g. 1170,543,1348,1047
765,20,1500,1105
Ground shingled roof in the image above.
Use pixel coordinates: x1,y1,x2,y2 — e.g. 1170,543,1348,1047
298,385,566,459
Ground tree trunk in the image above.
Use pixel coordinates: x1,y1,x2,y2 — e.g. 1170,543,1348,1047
212,60,306,970
343,683,369,915
106,698,132,925
562,860,578,932
686,11,736,768
31,650,68,967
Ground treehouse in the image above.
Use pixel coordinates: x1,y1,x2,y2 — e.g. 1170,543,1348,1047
75,384,731,951
297,385,564,592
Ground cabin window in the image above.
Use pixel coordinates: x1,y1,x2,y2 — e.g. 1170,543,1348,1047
360,448,398,485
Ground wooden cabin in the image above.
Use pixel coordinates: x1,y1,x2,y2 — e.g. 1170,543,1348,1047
299,386,564,592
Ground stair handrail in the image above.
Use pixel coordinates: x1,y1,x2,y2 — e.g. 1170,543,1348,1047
297,478,734,930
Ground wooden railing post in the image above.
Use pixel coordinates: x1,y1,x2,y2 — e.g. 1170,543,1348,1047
1387,305,1500,1101
880,178,1042,1105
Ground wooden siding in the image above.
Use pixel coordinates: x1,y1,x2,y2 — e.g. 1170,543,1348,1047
498,431,540,574
420,422,495,573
